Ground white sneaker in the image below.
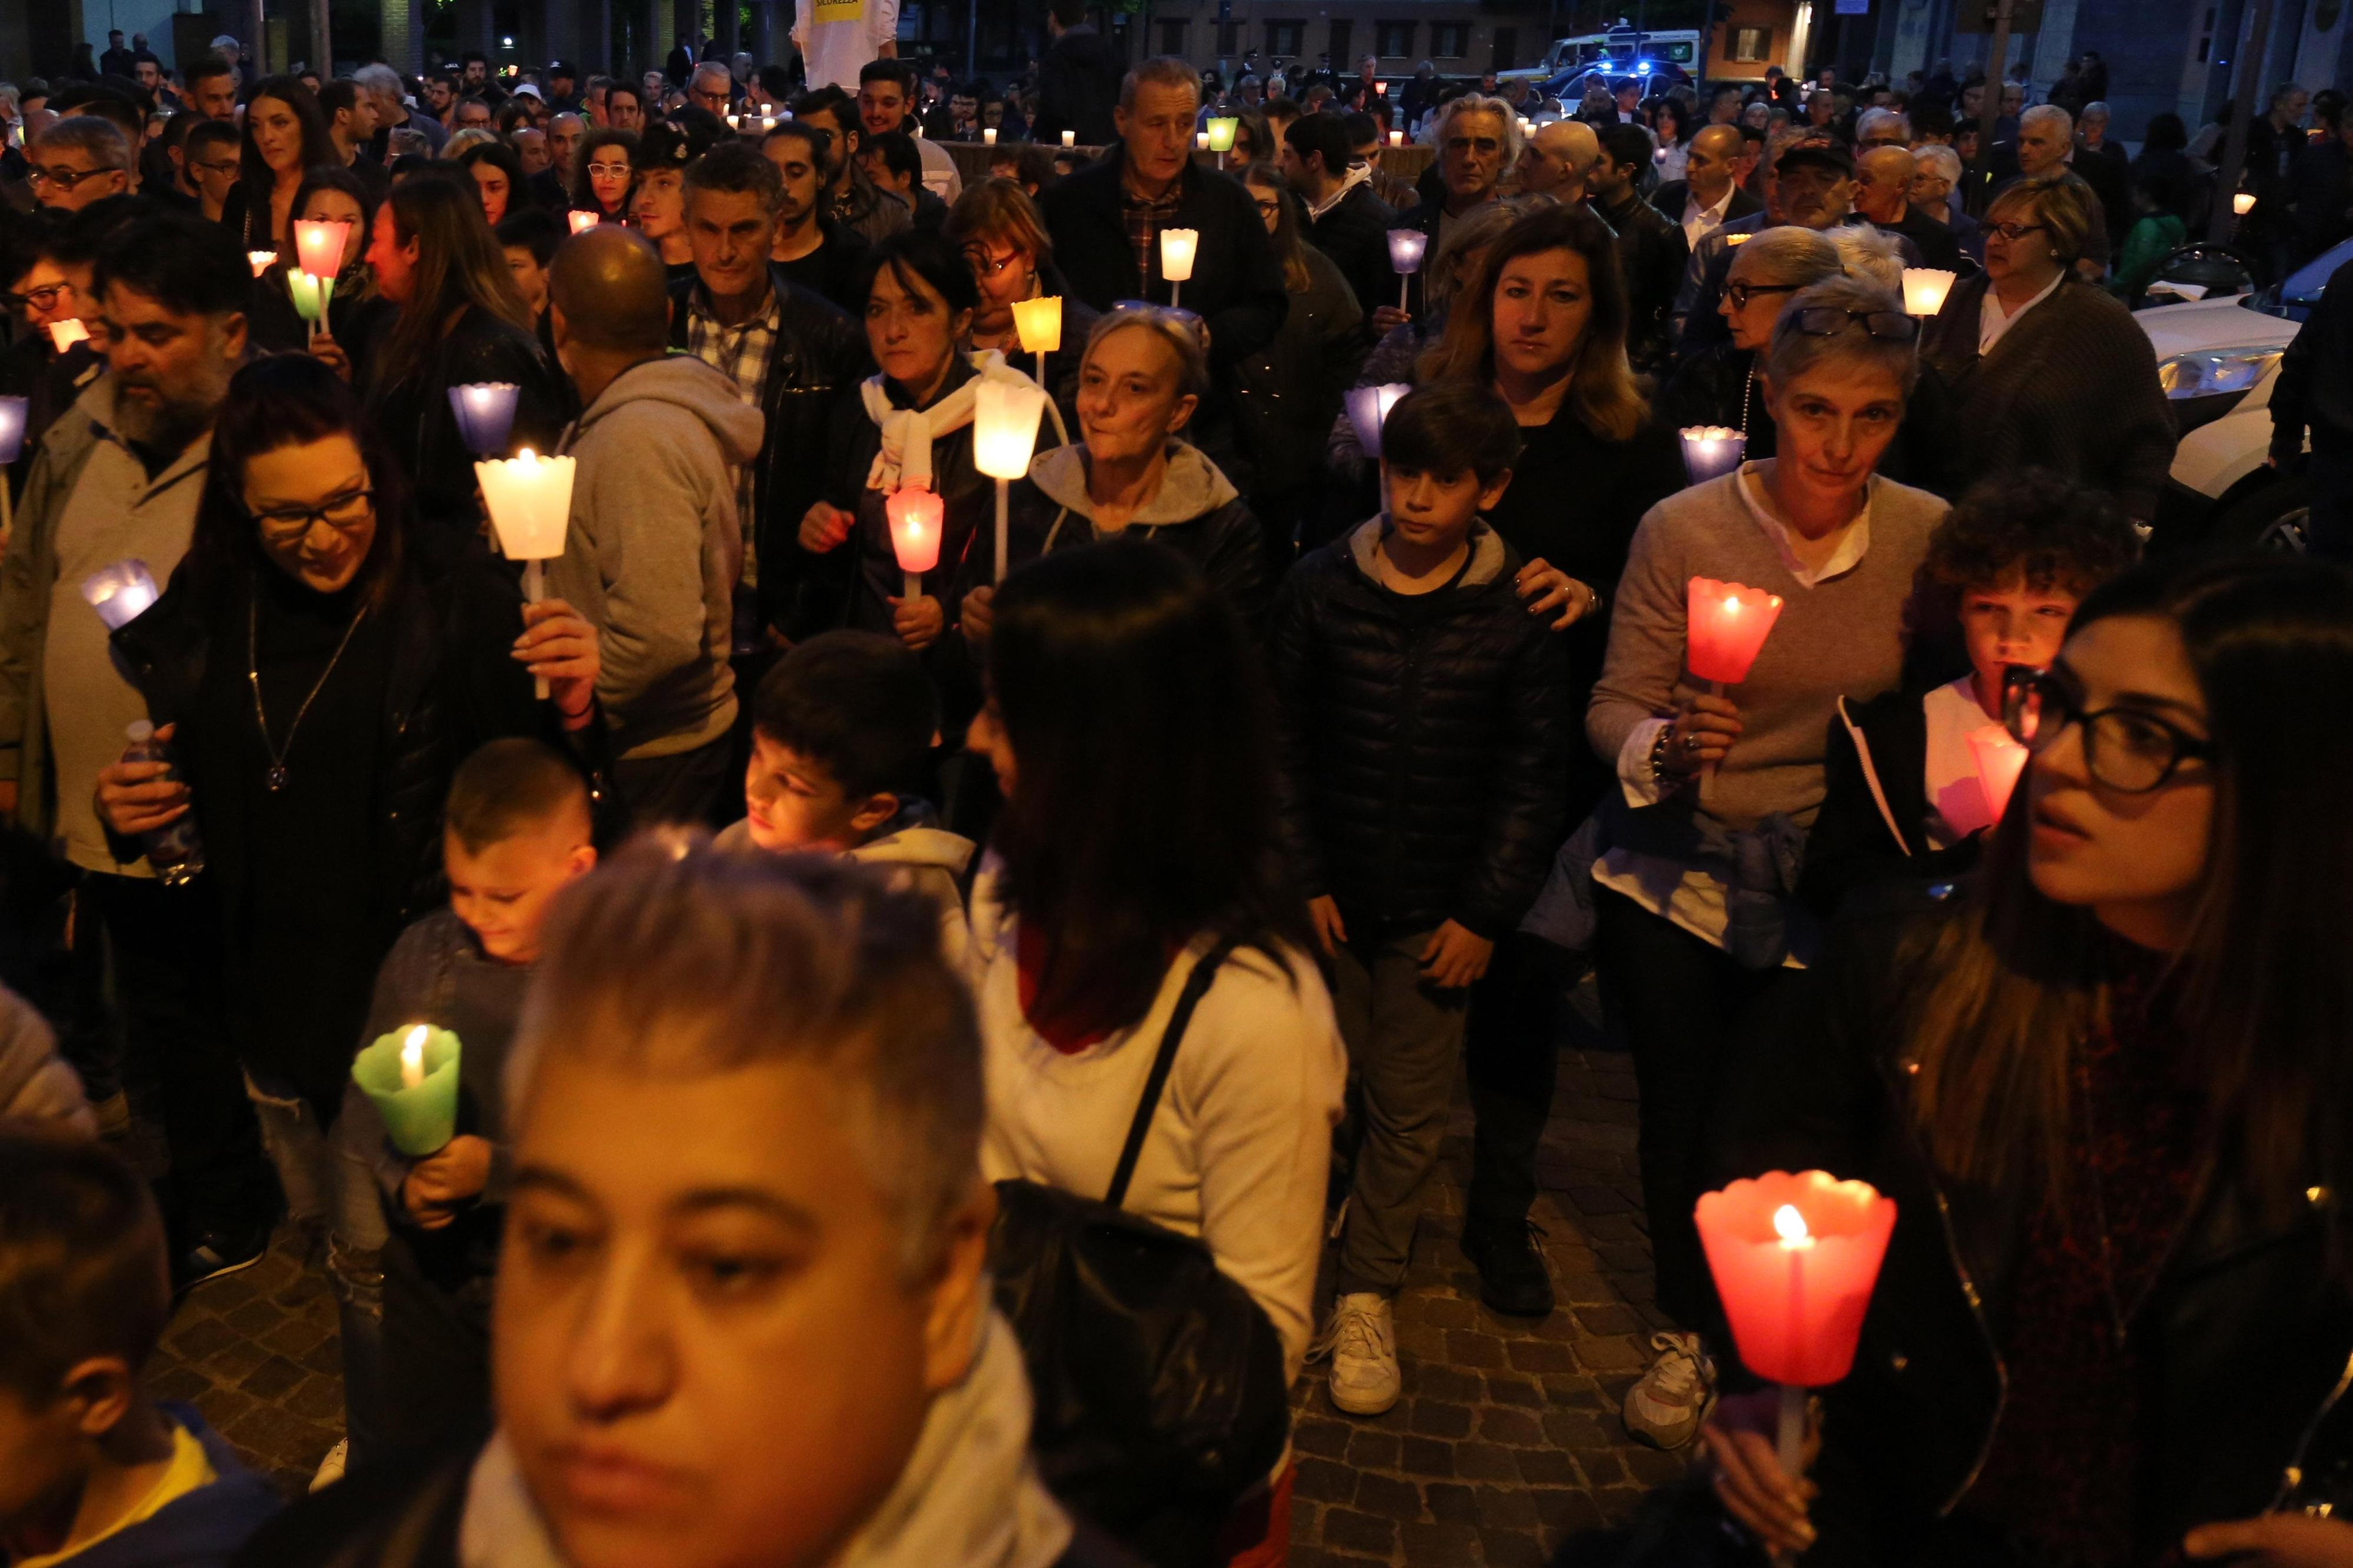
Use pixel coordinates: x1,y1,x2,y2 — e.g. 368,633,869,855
1623,1331,1717,1450
309,1438,349,1493
1314,1291,1402,1416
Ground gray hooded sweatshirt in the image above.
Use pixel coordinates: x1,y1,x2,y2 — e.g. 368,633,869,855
551,355,765,761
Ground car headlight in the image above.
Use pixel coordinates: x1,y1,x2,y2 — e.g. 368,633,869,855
2157,348,2284,399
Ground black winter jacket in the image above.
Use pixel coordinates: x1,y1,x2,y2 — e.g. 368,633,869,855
1594,186,1690,374
666,265,874,638
1304,177,1400,331
108,530,608,1110
366,305,569,537
1797,685,1986,919
1712,893,2353,1564
1268,519,1572,941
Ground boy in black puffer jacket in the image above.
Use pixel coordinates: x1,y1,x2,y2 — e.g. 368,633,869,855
1268,383,1572,1419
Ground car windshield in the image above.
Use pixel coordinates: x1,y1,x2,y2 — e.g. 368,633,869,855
2241,235,2353,319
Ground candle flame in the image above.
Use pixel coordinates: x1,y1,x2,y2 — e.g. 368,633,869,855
400,1024,428,1088
518,448,535,463
1773,1204,1809,1245
1723,596,1740,615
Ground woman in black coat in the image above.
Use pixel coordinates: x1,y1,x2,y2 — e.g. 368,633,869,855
248,167,398,382
1704,553,2353,1567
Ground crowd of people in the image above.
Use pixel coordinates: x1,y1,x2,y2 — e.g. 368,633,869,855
3,18,2353,1568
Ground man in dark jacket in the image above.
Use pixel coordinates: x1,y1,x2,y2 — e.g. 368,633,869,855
1032,0,1121,148
1040,56,1287,465
1589,122,1689,374
1271,385,1571,1407
2271,252,2353,561
672,141,874,639
1650,124,1763,245
1281,111,1396,328
1854,142,1963,271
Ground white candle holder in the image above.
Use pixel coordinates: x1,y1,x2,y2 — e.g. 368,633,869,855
1899,267,1955,317
1386,228,1428,312
1159,228,1198,308
974,380,1048,583
476,448,576,699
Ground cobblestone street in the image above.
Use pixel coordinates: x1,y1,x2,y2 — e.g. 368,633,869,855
147,982,1679,1564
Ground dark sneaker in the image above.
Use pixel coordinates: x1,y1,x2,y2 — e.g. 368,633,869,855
174,1223,269,1296
1461,1219,1556,1317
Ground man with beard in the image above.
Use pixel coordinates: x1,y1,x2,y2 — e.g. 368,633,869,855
788,84,909,245
759,120,869,310
0,210,275,1292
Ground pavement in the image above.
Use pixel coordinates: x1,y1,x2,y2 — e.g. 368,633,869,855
146,981,1684,1562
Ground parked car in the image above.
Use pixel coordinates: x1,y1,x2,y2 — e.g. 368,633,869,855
2141,235,2350,552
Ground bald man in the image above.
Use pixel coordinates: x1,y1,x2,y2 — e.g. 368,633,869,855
546,226,765,825
1855,142,1962,271
1649,124,1759,245
1515,119,1600,203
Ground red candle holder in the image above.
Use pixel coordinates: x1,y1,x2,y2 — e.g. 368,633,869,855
1686,576,1784,687
886,486,944,600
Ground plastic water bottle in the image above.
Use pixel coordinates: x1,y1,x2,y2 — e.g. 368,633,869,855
121,720,204,886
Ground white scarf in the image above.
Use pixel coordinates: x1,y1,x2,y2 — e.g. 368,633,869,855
861,348,1036,493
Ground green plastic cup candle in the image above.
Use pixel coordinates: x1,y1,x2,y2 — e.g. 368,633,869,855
352,1023,461,1155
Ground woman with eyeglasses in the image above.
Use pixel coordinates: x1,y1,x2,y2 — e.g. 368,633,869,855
1234,163,1364,565
799,231,1058,656
942,178,1100,434
91,358,601,1407
1919,174,2175,523
246,168,397,386
1588,275,1951,1450
219,75,341,253
361,176,569,538
1702,551,2353,1566
1799,469,2141,919
570,126,639,225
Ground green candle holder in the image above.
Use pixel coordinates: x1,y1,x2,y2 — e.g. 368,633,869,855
351,1026,461,1156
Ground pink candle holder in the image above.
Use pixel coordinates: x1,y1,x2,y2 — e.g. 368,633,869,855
886,486,944,601
1968,722,2029,822
1686,577,1784,687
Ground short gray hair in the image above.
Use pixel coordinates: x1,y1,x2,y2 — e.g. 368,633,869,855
508,842,984,1286
1855,106,1909,141
2019,102,2072,136
1434,92,1522,169
2080,100,2111,123
691,60,732,91
1765,275,1919,398
1914,143,1963,182
1729,223,1842,288
31,114,129,171
351,62,404,104
1119,55,1200,113
1086,303,1208,399
1831,224,1907,291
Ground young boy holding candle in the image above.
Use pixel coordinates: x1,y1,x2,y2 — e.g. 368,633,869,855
714,630,976,963
0,1126,282,1567
1267,383,1572,1417
330,739,598,1466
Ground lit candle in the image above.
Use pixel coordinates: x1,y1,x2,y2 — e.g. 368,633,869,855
448,382,521,457
1196,131,1210,151
1685,576,1784,689
984,126,997,145
1696,1171,1896,1477
1012,293,1062,386
974,379,1048,582
569,209,600,235
1678,425,1746,487
1900,266,1956,317
1345,382,1409,459
1375,81,1388,95
476,448,577,698
248,249,278,278
0,395,25,466
49,319,89,352
1062,129,1076,147
1725,231,1750,246
1207,115,1238,169
2233,191,2257,216
1968,722,2029,821
885,485,944,602
79,560,161,630
726,111,740,130
1388,129,1403,146
1386,228,1428,312
291,218,349,281
352,1023,463,1155
1159,227,1198,308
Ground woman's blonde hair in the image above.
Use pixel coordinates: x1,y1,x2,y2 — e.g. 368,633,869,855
1417,203,1648,443
943,176,1054,270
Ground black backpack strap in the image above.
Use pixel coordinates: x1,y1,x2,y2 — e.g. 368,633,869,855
1104,936,1239,1210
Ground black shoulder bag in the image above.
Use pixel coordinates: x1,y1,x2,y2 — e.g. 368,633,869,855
988,938,1293,1568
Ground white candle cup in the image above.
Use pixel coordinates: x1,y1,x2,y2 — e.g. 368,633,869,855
80,559,161,630
974,380,1049,583
1159,227,1198,285
1388,129,1404,146
1899,267,1957,317
2233,191,2257,216
984,126,997,145
449,382,522,456
1679,425,1747,487
476,449,576,699
248,249,278,278
569,209,600,235
1196,131,1209,150
1345,382,1409,459
49,319,89,352
1062,129,1076,146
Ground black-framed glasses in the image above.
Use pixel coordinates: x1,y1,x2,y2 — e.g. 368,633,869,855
7,283,72,312
1792,305,1919,343
252,488,375,544
1987,220,2047,242
192,157,242,179
28,164,109,190
1725,281,1799,310
2002,666,2214,794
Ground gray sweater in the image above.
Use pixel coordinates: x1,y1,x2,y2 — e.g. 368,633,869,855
551,354,765,761
1588,468,1948,833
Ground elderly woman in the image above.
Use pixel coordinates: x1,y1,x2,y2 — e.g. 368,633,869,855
1659,225,1843,447
962,306,1264,642
944,178,1099,434
1588,276,1949,1450
1920,175,2175,522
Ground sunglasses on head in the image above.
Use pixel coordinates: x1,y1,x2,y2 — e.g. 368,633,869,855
1791,306,1919,343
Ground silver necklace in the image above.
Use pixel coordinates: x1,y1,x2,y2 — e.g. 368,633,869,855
248,589,368,792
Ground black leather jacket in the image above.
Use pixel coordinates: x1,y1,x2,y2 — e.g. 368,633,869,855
1714,890,2353,1564
666,265,874,639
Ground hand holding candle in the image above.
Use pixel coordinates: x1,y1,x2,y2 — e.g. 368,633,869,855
1968,722,2029,821
352,1023,463,1155
476,448,576,699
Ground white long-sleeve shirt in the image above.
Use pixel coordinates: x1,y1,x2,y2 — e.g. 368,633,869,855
969,865,1346,1383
